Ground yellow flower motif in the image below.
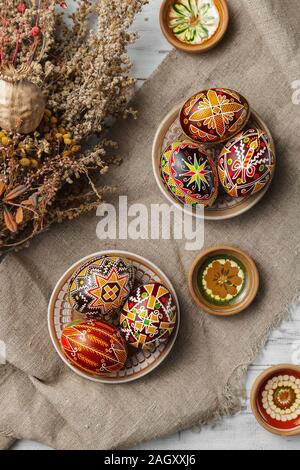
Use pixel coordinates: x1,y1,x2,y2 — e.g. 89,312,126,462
188,89,244,138
204,259,243,299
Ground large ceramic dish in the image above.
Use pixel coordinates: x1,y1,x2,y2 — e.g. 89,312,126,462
160,0,229,53
251,365,300,436
48,251,180,384
152,105,275,221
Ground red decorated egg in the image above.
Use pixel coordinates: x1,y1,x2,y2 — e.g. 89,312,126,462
160,141,218,207
120,283,177,350
61,319,127,375
180,88,250,144
218,127,276,198
68,256,135,318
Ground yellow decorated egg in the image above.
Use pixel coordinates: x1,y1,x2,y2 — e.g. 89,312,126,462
61,319,128,376
180,88,250,145
160,141,218,207
218,127,276,198
68,256,135,318
120,283,177,350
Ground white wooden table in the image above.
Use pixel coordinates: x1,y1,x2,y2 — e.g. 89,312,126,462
13,1,300,451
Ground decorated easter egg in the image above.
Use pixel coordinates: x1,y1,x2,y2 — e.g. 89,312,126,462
218,127,276,198
180,88,250,144
61,319,127,375
68,256,135,318
160,141,218,207
120,283,177,350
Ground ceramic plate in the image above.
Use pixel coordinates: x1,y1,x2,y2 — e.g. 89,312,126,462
152,105,275,221
48,251,180,384
251,365,300,436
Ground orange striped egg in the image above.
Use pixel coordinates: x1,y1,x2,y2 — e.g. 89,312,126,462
61,320,127,376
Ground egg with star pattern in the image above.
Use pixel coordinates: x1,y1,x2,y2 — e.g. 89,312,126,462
68,256,135,318
160,141,219,207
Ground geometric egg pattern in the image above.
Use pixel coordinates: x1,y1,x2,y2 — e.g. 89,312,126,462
120,283,177,350
218,127,276,198
68,256,135,318
180,88,250,145
160,141,218,207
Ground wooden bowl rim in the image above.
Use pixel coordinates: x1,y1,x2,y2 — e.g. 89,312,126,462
188,245,259,316
159,0,229,53
250,364,300,437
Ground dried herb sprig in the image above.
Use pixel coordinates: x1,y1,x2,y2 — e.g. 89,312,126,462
0,0,65,78
0,0,148,252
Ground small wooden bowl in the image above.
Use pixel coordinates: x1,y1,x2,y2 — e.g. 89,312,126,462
188,246,259,316
251,365,300,436
160,0,229,53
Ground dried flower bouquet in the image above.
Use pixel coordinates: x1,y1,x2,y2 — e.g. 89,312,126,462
0,0,147,252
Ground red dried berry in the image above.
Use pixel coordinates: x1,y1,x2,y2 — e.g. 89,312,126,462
17,2,27,14
31,26,41,37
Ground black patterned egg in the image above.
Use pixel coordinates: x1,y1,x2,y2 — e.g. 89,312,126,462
68,256,135,318
160,141,219,207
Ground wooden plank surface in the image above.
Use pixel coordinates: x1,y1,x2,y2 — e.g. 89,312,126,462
12,1,300,451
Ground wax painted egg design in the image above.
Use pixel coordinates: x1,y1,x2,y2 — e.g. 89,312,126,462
120,283,177,350
61,319,128,376
160,141,218,207
218,127,276,198
180,88,250,144
68,256,135,318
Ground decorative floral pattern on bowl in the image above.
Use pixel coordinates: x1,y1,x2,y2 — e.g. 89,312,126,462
218,127,276,198
168,0,220,45
180,88,250,144
254,368,300,434
198,255,246,306
262,375,300,422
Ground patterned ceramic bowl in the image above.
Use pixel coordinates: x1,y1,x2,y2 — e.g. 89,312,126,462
160,0,229,53
251,365,300,436
48,251,180,384
188,245,259,316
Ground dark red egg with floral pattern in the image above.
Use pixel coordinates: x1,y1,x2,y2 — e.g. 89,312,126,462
180,88,250,144
120,283,177,350
160,141,218,207
218,127,276,198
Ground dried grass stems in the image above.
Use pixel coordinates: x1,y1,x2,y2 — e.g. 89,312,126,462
0,0,147,252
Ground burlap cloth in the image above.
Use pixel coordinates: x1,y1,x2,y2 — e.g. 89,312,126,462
0,0,300,450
